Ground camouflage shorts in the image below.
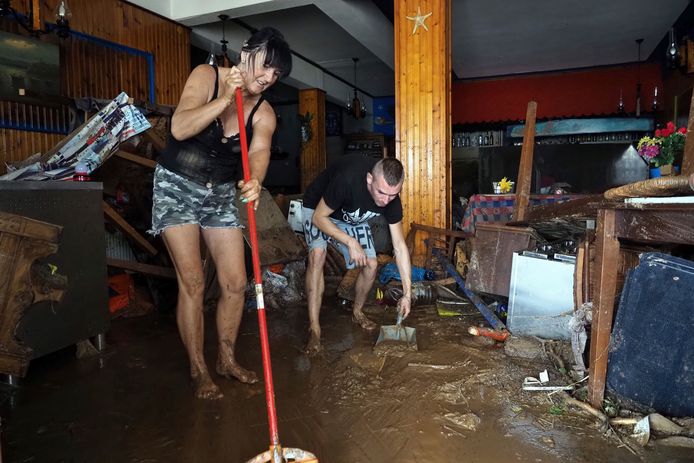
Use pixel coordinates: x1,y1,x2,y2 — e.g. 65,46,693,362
149,165,242,236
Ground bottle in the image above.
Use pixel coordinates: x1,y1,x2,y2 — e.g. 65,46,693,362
73,162,91,182
375,282,436,306
116,183,130,205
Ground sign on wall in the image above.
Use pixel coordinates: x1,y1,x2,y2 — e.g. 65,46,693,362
373,96,395,137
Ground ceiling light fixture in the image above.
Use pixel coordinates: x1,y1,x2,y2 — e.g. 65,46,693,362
0,0,71,38
218,14,231,67
346,57,366,119
635,38,643,118
665,28,680,69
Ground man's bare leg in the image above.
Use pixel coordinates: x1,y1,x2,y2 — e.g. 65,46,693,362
352,258,378,331
202,228,258,384
163,225,223,400
305,247,327,355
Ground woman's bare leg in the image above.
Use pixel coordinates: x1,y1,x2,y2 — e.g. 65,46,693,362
163,224,223,400
202,227,258,384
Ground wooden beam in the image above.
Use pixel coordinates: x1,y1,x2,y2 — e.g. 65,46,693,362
298,88,326,192
142,129,167,154
115,150,157,169
514,101,538,222
31,0,41,34
587,208,620,408
107,258,176,279
102,200,158,256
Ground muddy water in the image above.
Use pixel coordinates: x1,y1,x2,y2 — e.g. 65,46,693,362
1,299,691,462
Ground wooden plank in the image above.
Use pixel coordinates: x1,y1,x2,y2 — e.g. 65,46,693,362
141,129,167,154
115,150,157,169
102,200,158,256
587,208,620,408
613,209,694,245
681,89,694,176
574,244,585,310
107,258,176,279
410,222,471,239
515,195,611,223
514,101,538,222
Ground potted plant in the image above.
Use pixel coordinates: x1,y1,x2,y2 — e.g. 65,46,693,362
637,121,686,177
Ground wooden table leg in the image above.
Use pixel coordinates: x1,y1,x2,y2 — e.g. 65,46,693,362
587,208,620,408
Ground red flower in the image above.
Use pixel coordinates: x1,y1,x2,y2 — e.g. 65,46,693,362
655,129,662,137
667,121,675,131
678,127,687,134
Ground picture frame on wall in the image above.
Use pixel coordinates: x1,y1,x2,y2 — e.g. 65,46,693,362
326,102,342,137
0,30,60,103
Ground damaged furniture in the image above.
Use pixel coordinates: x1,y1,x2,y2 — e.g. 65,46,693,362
0,181,110,371
0,210,65,377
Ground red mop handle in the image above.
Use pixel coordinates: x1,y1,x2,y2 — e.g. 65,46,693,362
235,88,280,447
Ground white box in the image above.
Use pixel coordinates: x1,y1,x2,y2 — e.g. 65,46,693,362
287,199,304,234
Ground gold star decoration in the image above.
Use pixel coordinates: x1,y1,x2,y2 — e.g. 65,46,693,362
406,6,432,35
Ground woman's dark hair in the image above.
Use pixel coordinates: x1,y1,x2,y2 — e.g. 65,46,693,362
242,27,292,78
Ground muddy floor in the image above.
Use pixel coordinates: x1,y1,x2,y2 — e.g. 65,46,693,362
2,297,691,462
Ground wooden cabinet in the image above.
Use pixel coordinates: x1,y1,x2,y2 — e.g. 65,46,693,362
344,133,385,158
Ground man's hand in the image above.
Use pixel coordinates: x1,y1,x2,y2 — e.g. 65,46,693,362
238,178,262,210
347,237,367,267
397,295,411,319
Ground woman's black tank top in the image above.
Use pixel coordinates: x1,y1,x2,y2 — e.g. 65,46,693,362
157,64,265,186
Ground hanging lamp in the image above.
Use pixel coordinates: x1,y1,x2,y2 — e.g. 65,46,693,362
346,57,366,119
218,14,232,67
666,28,680,69
635,38,643,118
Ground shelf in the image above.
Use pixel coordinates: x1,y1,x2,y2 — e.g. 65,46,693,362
345,132,385,158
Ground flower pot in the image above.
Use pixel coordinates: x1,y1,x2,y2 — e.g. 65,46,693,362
649,164,678,178
659,164,674,176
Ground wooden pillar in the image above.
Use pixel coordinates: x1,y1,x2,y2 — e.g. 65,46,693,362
299,88,326,192
395,0,451,250
587,208,620,408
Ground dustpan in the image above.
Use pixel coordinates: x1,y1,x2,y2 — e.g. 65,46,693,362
375,312,418,350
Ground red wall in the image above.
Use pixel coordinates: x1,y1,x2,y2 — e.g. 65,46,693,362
452,63,663,124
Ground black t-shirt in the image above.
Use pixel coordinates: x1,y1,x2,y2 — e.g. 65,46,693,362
303,155,403,225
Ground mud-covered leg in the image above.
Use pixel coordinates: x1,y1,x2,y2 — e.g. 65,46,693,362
352,257,378,331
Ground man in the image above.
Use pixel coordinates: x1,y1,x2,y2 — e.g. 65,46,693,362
302,155,412,355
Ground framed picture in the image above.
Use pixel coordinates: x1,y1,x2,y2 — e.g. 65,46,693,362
326,102,342,137
0,30,60,102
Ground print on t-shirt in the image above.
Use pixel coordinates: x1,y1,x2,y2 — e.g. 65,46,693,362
342,207,378,225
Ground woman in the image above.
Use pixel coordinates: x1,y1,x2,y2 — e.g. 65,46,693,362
150,27,292,399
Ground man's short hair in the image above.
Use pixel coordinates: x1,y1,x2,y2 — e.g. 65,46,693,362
372,158,404,186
